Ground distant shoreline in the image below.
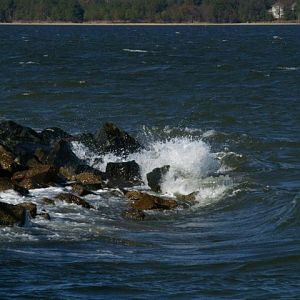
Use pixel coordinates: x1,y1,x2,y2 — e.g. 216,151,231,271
1,21,300,26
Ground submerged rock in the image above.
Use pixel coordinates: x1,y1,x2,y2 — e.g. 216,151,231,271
106,160,142,187
175,192,198,204
55,193,95,209
146,165,170,193
94,122,142,155
42,198,55,205
125,191,178,210
121,209,145,221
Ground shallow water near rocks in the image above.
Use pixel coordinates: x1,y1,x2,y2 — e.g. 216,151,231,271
0,25,299,299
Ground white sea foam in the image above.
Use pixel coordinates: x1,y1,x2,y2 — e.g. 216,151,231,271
123,49,148,53
72,132,233,201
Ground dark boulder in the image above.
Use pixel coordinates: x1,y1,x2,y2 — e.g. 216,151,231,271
12,165,62,189
146,165,170,193
0,201,37,226
0,121,46,159
0,177,29,195
94,123,142,155
46,140,82,168
0,167,11,178
106,160,142,188
40,127,71,145
55,193,95,209
0,177,14,192
0,120,42,146
121,209,145,221
125,191,178,211
0,201,26,226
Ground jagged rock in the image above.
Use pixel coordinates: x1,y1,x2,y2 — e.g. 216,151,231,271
0,121,47,161
40,127,71,145
71,183,95,196
106,160,142,187
0,201,26,226
42,198,55,205
94,123,142,155
46,139,82,168
121,209,145,221
55,193,95,209
12,165,61,189
0,201,36,226
0,120,42,146
0,177,14,192
146,165,170,193
125,191,178,210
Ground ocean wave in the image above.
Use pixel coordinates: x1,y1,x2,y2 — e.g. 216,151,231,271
123,48,148,53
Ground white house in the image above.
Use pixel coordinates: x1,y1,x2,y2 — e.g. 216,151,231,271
269,1,297,19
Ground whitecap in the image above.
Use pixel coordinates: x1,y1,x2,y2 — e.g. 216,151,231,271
123,48,148,53
278,66,298,71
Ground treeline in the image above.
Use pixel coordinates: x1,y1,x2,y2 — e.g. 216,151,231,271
0,0,300,23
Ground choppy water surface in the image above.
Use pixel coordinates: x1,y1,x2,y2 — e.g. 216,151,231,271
0,25,299,299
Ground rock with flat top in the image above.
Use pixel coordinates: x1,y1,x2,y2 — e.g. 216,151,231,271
126,191,178,211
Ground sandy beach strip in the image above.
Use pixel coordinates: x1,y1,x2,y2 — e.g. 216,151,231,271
0,21,300,26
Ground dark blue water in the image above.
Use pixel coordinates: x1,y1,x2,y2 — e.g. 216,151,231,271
0,25,299,299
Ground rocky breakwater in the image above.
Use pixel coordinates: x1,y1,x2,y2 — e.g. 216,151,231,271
0,120,189,227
